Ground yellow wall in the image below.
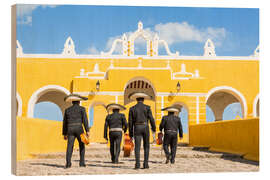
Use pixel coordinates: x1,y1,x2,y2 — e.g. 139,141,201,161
16,56,259,160
189,118,259,161
17,117,75,160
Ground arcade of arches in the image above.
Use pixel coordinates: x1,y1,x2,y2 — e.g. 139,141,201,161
16,22,259,143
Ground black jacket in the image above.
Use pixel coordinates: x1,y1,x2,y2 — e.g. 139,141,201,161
104,112,127,138
128,102,156,137
159,114,183,138
62,104,89,136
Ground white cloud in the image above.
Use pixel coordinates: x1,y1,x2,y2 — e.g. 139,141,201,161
16,4,57,26
154,22,226,46
87,46,100,55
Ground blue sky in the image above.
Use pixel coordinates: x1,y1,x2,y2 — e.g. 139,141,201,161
17,5,259,56
18,5,252,126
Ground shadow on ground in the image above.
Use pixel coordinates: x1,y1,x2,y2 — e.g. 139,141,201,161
192,147,259,166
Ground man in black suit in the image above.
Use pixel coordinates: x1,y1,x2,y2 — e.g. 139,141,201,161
128,92,156,169
62,94,89,168
104,103,127,164
159,105,183,164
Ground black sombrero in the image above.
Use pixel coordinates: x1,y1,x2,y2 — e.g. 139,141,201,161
64,94,88,102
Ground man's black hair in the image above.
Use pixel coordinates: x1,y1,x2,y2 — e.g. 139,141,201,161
136,97,144,102
72,101,80,105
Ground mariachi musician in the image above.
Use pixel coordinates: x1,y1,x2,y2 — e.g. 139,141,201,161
104,103,127,164
128,92,156,169
159,105,183,164
62,94,89,168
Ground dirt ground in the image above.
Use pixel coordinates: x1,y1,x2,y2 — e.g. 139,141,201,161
16,143,259,176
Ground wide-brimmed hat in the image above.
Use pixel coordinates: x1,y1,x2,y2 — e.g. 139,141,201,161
128,92,152,101
64,94,88,102
106,103,126,112
161,105,182,113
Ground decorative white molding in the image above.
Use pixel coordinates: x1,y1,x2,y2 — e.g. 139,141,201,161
204,39,216,57
253,94,259,117
16,92,23,117
75,63,106,79
205,86,248,118
172,63,202,80
100,21,179,57
16,40,23,56
62,36,76,55
74,91,206,97
16,52,259,61
253,45,259,57
27,85,70,118
158,40,179,56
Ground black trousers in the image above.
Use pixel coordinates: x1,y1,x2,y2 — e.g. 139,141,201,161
66,132,85,166
134,125,150,166
163,132,178,162
109,131,122,162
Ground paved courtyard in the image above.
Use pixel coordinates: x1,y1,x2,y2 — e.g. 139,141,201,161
16,143,259,175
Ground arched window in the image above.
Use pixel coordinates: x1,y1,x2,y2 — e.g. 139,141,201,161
89,107,94,127
178,107,188,134
34,101,62,121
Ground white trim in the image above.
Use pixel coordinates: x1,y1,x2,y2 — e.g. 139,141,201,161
27,85,70,118
74,91,207,97
196,96,199,124
115,96,118,104
205,86,248,118
161,96,164,117
16,92,22,117
253,94,259,117
157,92,206,97
17,53,259,61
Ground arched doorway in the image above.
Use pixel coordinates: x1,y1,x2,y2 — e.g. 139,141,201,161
206,86,247,121
27,85,71,119
88,101,107,142
172,102,189,143
123,77,156,141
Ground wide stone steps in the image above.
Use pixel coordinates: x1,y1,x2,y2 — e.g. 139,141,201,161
31,143,241,160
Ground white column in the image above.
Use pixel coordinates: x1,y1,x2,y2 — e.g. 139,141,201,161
161,96,164,117
115,95,118,103
196,96,199,124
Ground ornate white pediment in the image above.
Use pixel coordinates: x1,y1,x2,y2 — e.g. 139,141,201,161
203,39,216,57
101,21,179,57
62,37,76,55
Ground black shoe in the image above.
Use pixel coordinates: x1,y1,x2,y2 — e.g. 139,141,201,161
114,160,119,164
65,164,71,169
143,163,149,169
171,159,175,164
79,163,86,167
165,159,170,164
135,164,140,169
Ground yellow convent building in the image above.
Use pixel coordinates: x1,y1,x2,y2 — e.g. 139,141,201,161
15,22,259,161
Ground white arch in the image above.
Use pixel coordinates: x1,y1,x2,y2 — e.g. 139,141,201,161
205,86,248,118
16,92,22,117
27,85,70,118
253,94,259,117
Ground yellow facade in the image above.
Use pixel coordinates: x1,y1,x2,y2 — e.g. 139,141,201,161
15,22,259,160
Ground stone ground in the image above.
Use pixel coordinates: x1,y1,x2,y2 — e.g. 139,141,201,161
16,143,259,176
